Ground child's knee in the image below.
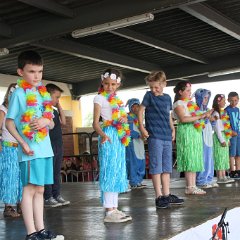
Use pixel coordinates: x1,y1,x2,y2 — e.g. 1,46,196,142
35,186,44,195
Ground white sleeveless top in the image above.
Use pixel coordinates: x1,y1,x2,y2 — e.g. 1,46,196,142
0,105,18,143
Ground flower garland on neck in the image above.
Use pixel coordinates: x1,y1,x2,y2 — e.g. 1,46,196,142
181,98,205,131
17,79,54,143
99,89,131,146
128,112,139,127
220,109,232,140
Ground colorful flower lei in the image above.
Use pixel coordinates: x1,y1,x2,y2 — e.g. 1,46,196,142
220,109,232,140
99,89,131,146
128,112,139,127
17,79,54,142
182,98,205,131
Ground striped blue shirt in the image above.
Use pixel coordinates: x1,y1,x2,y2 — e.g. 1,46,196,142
142,91,172,141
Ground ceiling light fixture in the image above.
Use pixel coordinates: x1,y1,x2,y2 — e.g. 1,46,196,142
0,48,9,56
208,67,240,77
71,13,154,38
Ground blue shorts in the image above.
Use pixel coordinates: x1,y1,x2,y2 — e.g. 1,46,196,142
229,135,240,157
148,138,172,174
20,157,53,187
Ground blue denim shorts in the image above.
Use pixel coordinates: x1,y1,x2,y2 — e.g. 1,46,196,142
229,135,240,157
148,138,172,174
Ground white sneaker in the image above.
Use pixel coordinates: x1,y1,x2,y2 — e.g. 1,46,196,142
115,209,132,220
217,177,235,184
104,210,132,223
211,182,219,188
45,197,62,208
223,177,235,183
55,196,70,206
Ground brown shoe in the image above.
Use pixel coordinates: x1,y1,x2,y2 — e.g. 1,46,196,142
3,206,21,218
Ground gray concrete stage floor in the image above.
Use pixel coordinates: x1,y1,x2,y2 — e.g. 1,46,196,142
1,179,240,240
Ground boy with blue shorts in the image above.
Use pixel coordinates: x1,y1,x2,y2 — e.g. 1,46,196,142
225,92,240,179
6,50,64,240
138,71,184,209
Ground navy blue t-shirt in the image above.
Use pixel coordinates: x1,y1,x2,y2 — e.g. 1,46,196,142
49,109,63,145
225,106,240,133
142,91,172,141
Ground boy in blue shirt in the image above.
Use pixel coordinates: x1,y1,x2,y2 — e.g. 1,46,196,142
225,92,240,179
6,50,64,240
138,71,184,209
126,98,146,189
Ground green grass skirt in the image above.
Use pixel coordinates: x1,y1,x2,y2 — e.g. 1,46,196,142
176,123,204,172
213,133,230,170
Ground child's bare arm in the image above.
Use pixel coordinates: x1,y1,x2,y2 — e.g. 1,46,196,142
6,119,34,155
0,110,5,152
138,104,149,138
174,105,205,123
57,103,66,125
92,103,111,144
170,113,175,141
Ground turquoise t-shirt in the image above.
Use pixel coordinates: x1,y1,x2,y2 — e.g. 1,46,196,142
7,87,54,162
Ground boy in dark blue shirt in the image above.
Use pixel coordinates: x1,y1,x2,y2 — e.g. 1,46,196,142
225,92,240,179
138,71,184,209
44,84,70,207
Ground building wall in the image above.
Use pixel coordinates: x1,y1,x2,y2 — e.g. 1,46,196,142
60,96,82,155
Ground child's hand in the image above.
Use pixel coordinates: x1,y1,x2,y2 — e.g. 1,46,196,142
205,109,214,118
221,142,227,147
21,142,34,156
232,131,238,137
140,126,149,139
101,134,111,144
118,116,128,123
30,117,50,130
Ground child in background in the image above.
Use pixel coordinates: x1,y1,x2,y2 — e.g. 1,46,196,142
138,71,184,209
0,83,22,218
225,92,240,179
6,50,64,240
173,81,212,195
44,83,70,207
92,68,132,223
212,94,234,184
194,89,218,188
126,98,146,189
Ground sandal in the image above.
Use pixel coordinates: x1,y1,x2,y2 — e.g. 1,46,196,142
3,206,21,218
185,186,206,195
